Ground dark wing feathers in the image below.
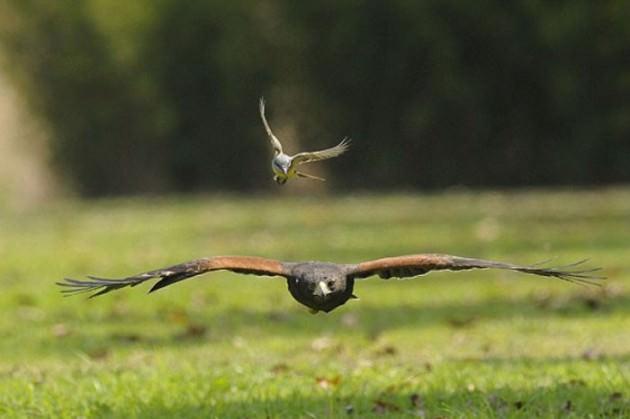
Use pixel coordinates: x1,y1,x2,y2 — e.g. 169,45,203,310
349,254,604,286
59,253,604,299
58,256,289,298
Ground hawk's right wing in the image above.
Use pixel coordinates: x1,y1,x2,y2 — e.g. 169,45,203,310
58,256,291,297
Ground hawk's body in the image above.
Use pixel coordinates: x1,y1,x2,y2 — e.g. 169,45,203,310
259,98,350,185
59,253,602,313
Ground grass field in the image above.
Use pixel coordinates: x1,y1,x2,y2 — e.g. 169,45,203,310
1,188,629,418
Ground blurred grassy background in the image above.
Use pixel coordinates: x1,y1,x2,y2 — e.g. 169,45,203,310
1,190,628,417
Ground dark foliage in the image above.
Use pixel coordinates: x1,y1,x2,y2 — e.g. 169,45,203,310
1,0,629,195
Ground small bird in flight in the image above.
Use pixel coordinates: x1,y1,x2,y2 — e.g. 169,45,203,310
259,98,350,185
58,253,602,314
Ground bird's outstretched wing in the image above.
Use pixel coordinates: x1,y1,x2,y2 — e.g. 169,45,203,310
259,97,283,154
58,256,290,298
348,254,604,286
290,138,351,167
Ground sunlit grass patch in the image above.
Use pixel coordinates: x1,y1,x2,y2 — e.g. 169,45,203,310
0,189,629,417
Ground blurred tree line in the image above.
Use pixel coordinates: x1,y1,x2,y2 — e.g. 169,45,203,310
1,0,629,196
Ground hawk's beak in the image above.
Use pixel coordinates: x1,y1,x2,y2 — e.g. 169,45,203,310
318,281,332,296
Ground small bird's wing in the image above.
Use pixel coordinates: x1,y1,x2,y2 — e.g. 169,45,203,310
259,97,283,154
290,138,351,167
58,256,290,298
347,254,604,286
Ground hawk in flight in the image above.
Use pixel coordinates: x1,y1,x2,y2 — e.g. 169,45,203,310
59,254,602,313
259,98,350,185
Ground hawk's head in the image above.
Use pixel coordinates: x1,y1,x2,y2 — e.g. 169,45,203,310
286,263,356,313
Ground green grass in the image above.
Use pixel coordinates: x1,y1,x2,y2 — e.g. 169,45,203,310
1,188,629,418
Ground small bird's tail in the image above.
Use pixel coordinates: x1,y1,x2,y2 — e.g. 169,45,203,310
297,171,326,181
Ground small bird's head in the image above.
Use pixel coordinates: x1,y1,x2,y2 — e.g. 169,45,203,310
271,155,291,185
287,264,356,313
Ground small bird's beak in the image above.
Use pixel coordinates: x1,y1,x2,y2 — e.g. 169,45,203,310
318,281,332,296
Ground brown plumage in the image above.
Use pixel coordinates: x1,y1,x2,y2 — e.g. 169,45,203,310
58,253,603,313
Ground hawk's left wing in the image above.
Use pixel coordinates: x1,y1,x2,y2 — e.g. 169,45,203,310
347,254,603,286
